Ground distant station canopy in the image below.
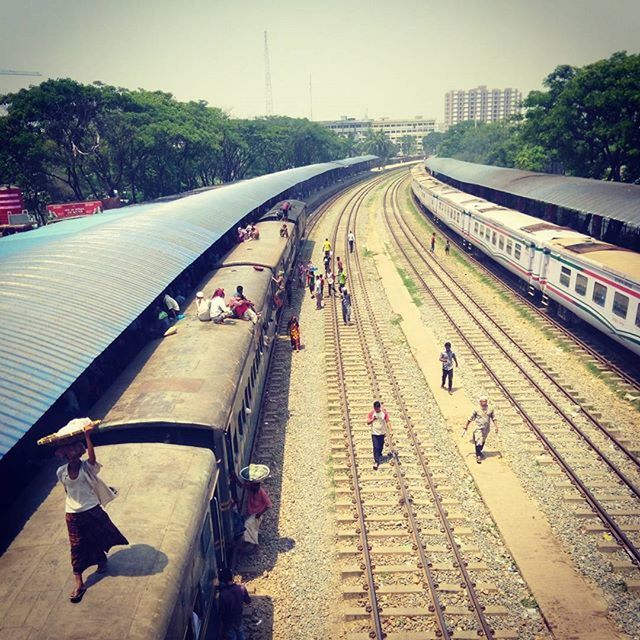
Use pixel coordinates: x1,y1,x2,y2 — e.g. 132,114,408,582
426,158,640,250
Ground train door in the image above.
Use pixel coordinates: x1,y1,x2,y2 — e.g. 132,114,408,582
539,248,551,305
527,243,537,297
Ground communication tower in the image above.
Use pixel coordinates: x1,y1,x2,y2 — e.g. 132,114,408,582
264,31,273,116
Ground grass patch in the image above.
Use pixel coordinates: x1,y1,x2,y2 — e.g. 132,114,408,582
326,454,336,488
390,313,403,326
395,266,423,307
520,597,538,609
363,247,375,258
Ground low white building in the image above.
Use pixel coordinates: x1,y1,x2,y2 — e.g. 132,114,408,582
321,116,437,148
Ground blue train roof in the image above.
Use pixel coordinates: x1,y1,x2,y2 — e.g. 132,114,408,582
0,157,375,459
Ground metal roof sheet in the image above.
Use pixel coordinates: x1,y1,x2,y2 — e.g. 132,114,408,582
0,157,375,459
426,158,640,230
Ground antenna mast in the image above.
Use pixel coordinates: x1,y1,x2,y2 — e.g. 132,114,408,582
309,74,313,120
264,31,273,116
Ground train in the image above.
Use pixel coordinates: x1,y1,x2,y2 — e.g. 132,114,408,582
0,200,307,640
411,163,640,356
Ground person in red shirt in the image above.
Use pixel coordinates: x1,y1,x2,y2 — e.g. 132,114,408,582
233,472,273,546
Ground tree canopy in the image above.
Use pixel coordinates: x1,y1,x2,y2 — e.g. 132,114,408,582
423,52,640,182
0,79,352,213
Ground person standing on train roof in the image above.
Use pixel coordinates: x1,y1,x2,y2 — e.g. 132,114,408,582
366,401,392,470
439,341,458,394
336,256,344,275
323,238,331,257
55,422,128,603
348,230,355,253
462,396,499,464
430,232,436,252
218,568,251,640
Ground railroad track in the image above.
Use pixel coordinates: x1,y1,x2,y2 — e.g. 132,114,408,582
324,177,521,639
383,174,640,579
409,184,640,396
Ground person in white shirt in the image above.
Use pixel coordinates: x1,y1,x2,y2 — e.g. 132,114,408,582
196,291,212,321
348,230,355,253
163,293,180,320
56,423,128,602
366,401,392,470
210,288,233,324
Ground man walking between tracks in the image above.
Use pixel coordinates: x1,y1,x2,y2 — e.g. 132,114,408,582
367,401,392,470
348,230,355,253
462,396,499,464
439,341,458,393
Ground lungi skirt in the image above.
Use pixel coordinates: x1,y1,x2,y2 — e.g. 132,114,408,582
65,505,128,574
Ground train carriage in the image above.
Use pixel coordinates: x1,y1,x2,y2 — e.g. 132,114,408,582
92,217,300,564
411,163,640,355
0,443,218,640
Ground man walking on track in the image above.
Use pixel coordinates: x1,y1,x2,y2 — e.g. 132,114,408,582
348,230,355,253
462,396,499,464
439,341,458,393
366,401,392,470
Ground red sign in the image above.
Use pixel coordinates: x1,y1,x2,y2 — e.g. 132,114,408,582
47,201,102,220
0,186,24,225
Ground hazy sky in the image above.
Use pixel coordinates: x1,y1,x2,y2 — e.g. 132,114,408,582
1,0,638,123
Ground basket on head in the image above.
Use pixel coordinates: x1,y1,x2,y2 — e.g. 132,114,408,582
37,418,101,447
239,464,270,482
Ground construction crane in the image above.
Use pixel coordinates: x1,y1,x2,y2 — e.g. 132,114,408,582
0,69,42,76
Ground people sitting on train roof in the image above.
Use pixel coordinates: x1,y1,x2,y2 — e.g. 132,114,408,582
279,223,289,238
250,225,260,240
210,288,234,324
163,293,180,320
229,285,260,324
237,226,247,243
195,291,212,321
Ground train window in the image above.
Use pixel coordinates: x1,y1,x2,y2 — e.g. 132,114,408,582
237,408,244,435
613,292,629,319
514,243,522,260
592,282,607,307
232,428,240,461
575,274,587,296
491,231,497,245
636,305,640,328
474,221,478,233
560,266,571,287
498,236,505,250
506,239,513,254
244,385,251,406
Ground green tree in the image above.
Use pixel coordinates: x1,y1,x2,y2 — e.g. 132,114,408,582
422,131,445,155
399,135,416,156
522,52,640,181
361,129,395,162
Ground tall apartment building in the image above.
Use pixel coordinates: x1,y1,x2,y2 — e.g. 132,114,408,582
321,117,437,148
444,86,522,129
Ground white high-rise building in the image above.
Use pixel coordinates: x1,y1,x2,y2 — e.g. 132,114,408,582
444,86,522,129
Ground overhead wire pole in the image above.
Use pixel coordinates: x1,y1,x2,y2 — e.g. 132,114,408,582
263,31,273,116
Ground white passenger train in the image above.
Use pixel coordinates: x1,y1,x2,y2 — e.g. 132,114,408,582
411,164,640,356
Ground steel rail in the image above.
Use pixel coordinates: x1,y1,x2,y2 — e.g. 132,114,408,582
337,173,495,638
409,188,640,394
385,175,640,567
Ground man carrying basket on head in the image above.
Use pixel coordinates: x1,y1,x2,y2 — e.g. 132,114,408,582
51,419,128,602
